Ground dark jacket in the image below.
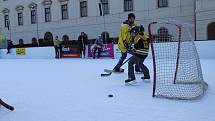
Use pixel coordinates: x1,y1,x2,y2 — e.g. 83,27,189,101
78,34,88,48
7,40,13,49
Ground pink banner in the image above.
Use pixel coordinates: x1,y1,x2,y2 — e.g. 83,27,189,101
88,43,114,58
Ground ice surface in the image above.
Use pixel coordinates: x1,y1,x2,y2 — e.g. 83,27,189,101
0,59,214,121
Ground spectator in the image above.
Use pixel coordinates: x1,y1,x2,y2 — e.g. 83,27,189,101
93,35,103,59
78,32,88,58
7,40,13,54
53,36,61,59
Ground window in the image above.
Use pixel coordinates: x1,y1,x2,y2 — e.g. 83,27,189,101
18,12,23,26
208,22,215,40
158,27,168,35
80,1,87,17
45,7,51,22
62,35,69,41
32,37,38,46
4,15,9,29
15,5,24,25
28,2,37,24
44,32,53,43
19,38,24,45
100,0,109,15
61,4,68,19
124,0,133,12
157,27,172,42
101,31,109,43
31,10,37,24
158,0,168,8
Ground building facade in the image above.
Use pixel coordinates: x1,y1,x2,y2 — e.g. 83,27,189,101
196,0,215,40
0,0,214,44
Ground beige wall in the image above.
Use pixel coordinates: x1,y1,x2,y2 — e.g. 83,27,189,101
0,0,213,44
196,0,215,40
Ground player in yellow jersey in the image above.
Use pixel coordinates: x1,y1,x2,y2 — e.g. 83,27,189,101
113,13,140,72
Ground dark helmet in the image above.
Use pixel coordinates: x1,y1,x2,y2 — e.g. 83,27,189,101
128,13,135,19
139,25,145,33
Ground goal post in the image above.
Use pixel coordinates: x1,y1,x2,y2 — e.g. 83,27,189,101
148,21,208,100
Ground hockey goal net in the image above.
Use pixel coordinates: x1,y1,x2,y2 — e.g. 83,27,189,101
148,21,208,100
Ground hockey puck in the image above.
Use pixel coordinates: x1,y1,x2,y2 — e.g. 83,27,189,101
108,94,114,97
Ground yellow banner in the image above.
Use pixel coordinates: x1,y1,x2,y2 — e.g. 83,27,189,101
0,35,4,44
16,48,26,55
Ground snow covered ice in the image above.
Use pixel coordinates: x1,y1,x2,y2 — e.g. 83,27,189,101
0,58,215,121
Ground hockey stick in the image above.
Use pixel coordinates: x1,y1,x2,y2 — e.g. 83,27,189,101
0,98,14,111
101,57,131,77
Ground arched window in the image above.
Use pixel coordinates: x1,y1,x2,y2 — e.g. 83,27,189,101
101,31,109,43
157,27,172,42
19,39,24,45
208,22,215,40
32,37,38,46
158,27,168,35
44,32,53,42
62,34,69,41
44,32,53,46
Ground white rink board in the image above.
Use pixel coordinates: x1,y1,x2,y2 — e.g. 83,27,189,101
0,40,215,59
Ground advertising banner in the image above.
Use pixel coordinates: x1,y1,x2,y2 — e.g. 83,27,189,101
16,48,26,55
60,45,80,58
88,43,114,58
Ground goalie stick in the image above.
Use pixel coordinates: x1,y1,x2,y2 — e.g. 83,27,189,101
101,57,131,77
0,98,14,111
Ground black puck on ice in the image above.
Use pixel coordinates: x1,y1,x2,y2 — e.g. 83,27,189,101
108,94,114,97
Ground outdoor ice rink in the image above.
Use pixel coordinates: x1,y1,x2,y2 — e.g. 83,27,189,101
0,58,214,121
